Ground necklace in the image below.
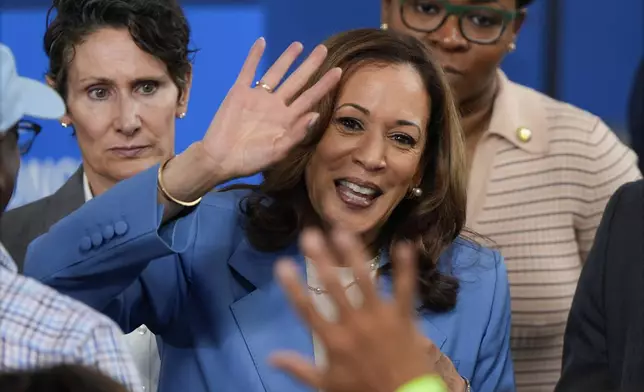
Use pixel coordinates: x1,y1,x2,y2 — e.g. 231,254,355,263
306,255,380,295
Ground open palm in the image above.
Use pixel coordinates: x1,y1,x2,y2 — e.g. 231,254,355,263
201,38,342,179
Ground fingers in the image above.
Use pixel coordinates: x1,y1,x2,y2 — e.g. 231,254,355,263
235,37,266,87
269,352,323,389
235,38,341,122
274,258,329,333
299,229,354,315
257,42,304,93
276,45,328,101
391,242,418,318
331,230,380,308
289,67,342,117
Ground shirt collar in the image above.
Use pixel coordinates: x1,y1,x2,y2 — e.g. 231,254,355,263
0,241,17,273
486,70,550,155
82,172,93,202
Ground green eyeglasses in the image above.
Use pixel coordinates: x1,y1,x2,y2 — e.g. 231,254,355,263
400,0,518,44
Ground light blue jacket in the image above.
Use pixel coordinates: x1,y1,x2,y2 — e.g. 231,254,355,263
24,165,515,392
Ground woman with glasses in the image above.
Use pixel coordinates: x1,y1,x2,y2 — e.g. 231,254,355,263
381,0,640,390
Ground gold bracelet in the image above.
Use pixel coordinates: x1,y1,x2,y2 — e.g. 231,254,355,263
463,377,471,392
157,156,203,207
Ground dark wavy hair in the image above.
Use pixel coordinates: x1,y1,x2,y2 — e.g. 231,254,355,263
234,28,468,312
44,0,195,101
517,0,534,8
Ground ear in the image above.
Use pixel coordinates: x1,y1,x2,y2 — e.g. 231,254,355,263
381,0,393,25
46,75,72,126
176,65,193,118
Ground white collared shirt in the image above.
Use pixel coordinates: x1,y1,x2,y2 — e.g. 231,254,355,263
83,173,160,392
305,257,378,372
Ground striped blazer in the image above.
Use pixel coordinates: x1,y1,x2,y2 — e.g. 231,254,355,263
467,71,641,392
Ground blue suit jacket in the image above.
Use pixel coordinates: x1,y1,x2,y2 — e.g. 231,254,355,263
24,165,515,392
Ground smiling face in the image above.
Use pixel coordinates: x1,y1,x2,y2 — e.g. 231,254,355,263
60,27,191,193
305,63,430,242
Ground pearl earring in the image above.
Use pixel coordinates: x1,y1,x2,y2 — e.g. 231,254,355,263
411,187,423,198
508,42,516,52
178,112,186,119
61,122,69,128
380,23,388,31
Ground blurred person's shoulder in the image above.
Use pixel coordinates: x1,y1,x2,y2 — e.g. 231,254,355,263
0,268,124,365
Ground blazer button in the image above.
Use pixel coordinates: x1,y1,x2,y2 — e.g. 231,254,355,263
103,225,115,240
91,232,103,247
79,236,92,252
114,221,128,236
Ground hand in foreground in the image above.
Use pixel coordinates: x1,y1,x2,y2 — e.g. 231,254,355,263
417,335,466,391
202,38,342,180
270,228,439,392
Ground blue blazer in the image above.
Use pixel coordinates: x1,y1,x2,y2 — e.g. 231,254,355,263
24,165,515,392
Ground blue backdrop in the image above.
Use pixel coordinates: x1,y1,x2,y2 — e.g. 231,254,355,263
1,0,642,209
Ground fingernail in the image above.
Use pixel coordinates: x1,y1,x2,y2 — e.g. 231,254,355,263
307,113,320,130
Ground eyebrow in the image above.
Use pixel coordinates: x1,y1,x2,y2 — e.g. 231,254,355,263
336,103,422,130
78,75,167,85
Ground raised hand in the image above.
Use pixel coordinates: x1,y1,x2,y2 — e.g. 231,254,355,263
270,229,442,392
201,38,342,180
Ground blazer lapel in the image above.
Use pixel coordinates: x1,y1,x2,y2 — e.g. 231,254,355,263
228,245,448,392
228,241,314,392
376,254,447,350
44,166,86,225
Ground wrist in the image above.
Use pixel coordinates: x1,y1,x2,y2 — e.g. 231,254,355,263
161,142,228,202
395,375,447,392
191,141,233,185
461,377,471,392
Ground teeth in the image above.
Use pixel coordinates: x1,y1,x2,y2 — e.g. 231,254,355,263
338,180,377,196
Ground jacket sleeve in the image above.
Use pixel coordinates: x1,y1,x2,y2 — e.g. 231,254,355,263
557,181,641,391
22,164,235,334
